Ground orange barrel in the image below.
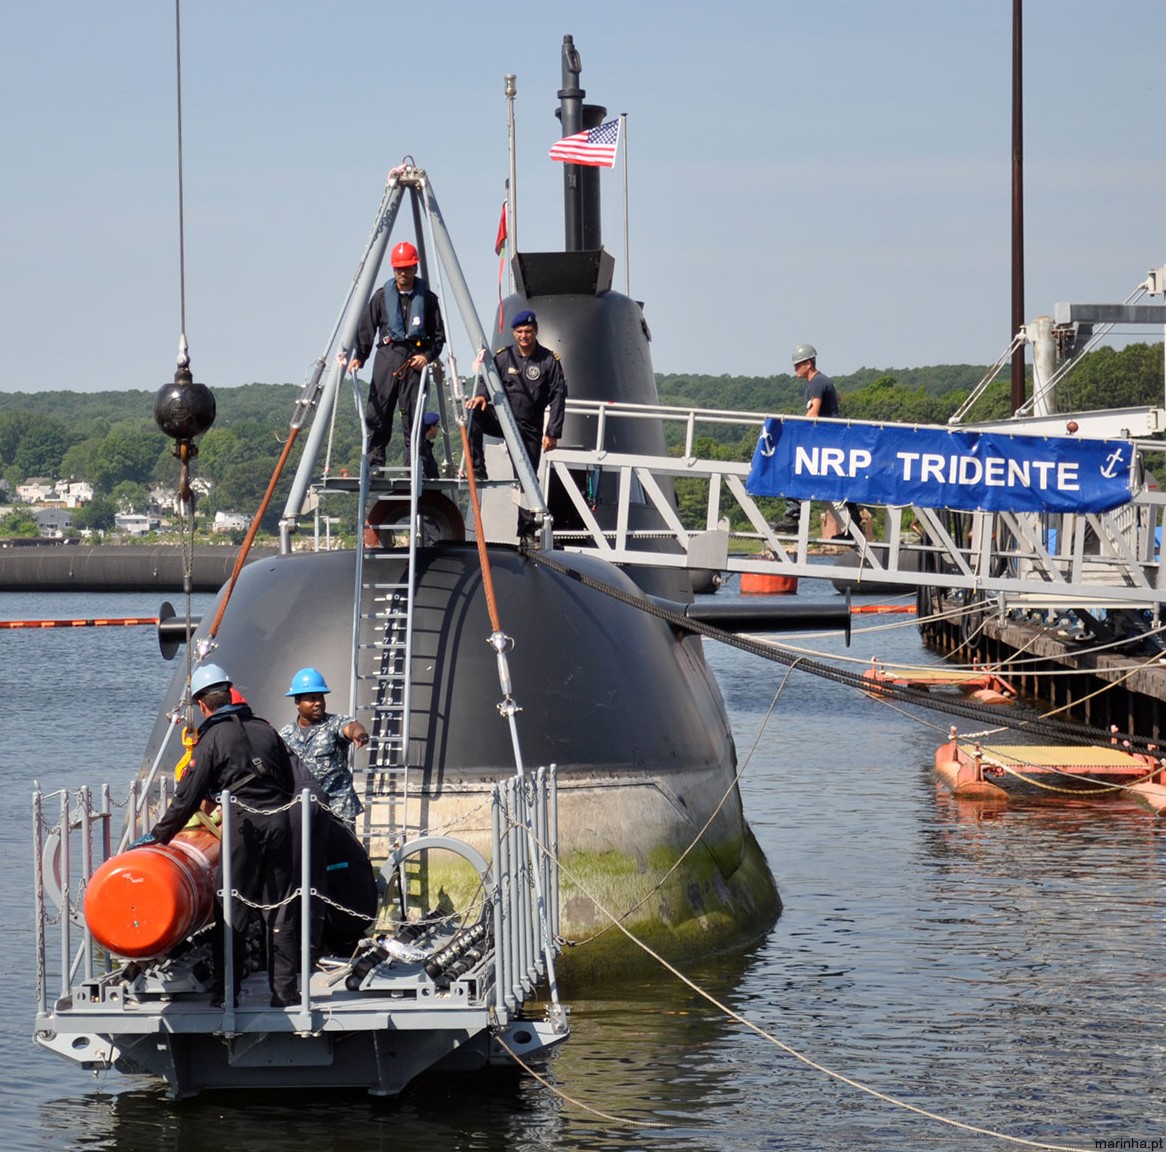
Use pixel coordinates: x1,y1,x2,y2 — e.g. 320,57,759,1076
740,573,798,595
84,826,221,959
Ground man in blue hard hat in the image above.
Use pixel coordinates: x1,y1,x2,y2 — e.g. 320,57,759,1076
141,663,301,1009
466,309,567,545
278,667,369,826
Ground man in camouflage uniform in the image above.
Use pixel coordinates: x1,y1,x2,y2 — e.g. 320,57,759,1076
279,668,369,825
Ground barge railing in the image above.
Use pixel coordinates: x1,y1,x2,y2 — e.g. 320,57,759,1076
32,764,565,1090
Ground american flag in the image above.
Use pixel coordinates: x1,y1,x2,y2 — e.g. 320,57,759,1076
548,118,621,168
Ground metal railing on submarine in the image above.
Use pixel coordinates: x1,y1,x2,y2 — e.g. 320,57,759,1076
540,398,1166,616
31,766,567,1095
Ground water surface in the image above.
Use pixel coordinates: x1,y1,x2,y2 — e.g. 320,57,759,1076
4,583,1164,1150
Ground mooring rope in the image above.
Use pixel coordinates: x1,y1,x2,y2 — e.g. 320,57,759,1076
526,550,1164,756
507,817,1096,1151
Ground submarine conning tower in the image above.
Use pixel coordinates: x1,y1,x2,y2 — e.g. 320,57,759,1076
557,33,604,251
504,36,683,599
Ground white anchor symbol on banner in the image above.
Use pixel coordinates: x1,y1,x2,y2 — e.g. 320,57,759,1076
1100,447,1126,478
759,430,775,457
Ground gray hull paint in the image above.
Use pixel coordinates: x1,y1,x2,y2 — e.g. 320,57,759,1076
138,544,780,973
504,288,693,599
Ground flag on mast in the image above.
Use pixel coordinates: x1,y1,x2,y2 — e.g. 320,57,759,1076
494,202,507,255
548,118,621,167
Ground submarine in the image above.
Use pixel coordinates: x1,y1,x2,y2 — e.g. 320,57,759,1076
125,37,848,980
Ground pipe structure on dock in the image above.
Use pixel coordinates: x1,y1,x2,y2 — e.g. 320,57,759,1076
655,596,852,643
0,544,278,593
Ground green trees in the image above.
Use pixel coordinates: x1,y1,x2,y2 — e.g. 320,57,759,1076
71,495,117,532
842,374,953,424
88,422,168,492
0,507,42,538
1056,343,1163,411
0,411,75,484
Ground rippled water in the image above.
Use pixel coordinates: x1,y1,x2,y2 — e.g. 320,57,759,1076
5,582,1166,1150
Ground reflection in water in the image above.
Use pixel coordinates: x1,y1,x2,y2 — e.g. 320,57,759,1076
40,957,769,1152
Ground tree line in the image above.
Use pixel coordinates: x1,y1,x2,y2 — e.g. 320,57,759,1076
0,344,1161,535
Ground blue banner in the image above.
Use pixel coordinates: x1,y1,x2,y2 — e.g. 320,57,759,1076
745,419,1133,514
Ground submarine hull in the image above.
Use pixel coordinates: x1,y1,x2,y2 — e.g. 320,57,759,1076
136,546,780,975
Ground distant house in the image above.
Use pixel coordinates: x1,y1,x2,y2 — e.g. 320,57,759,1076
115,513,161,537
212,511,249,533
157,477,212,518
16,480,54,504
55,481,94,508
150,485,178,512
34,508,73,538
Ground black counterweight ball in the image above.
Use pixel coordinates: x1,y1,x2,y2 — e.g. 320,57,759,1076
154,368,216,441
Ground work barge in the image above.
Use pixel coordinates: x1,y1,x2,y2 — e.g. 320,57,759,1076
33,768,568,1097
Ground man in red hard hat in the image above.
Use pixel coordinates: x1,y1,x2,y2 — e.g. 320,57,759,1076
341,240,445,470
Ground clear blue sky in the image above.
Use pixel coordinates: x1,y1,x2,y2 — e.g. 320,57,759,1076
1,0,1162,395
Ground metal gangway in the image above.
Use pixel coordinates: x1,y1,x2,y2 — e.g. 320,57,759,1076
540,398,1166,617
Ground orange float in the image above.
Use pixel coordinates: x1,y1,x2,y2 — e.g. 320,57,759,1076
739,572,798,595
84,825,221,959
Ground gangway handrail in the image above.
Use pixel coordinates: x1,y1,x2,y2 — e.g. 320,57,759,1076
561,396,1166,444
542,400,1166,613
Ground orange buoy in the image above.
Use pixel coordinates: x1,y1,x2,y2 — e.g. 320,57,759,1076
740,572,798,595
84,826,221,959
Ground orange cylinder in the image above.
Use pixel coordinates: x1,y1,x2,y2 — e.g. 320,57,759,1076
740,573,798,595
84,826,221,959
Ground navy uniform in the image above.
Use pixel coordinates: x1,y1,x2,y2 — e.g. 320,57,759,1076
470,315,567,537
151,702,300,1005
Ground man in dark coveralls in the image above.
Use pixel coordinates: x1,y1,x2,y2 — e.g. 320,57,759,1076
467,309,567,542
139,663,301,1008
342,240,445,469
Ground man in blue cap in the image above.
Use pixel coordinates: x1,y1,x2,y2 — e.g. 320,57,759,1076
466,309,567,543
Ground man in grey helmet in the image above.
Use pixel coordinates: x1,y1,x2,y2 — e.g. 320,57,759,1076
792,343,840,418
139,663,301,1009
773,344,859,535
